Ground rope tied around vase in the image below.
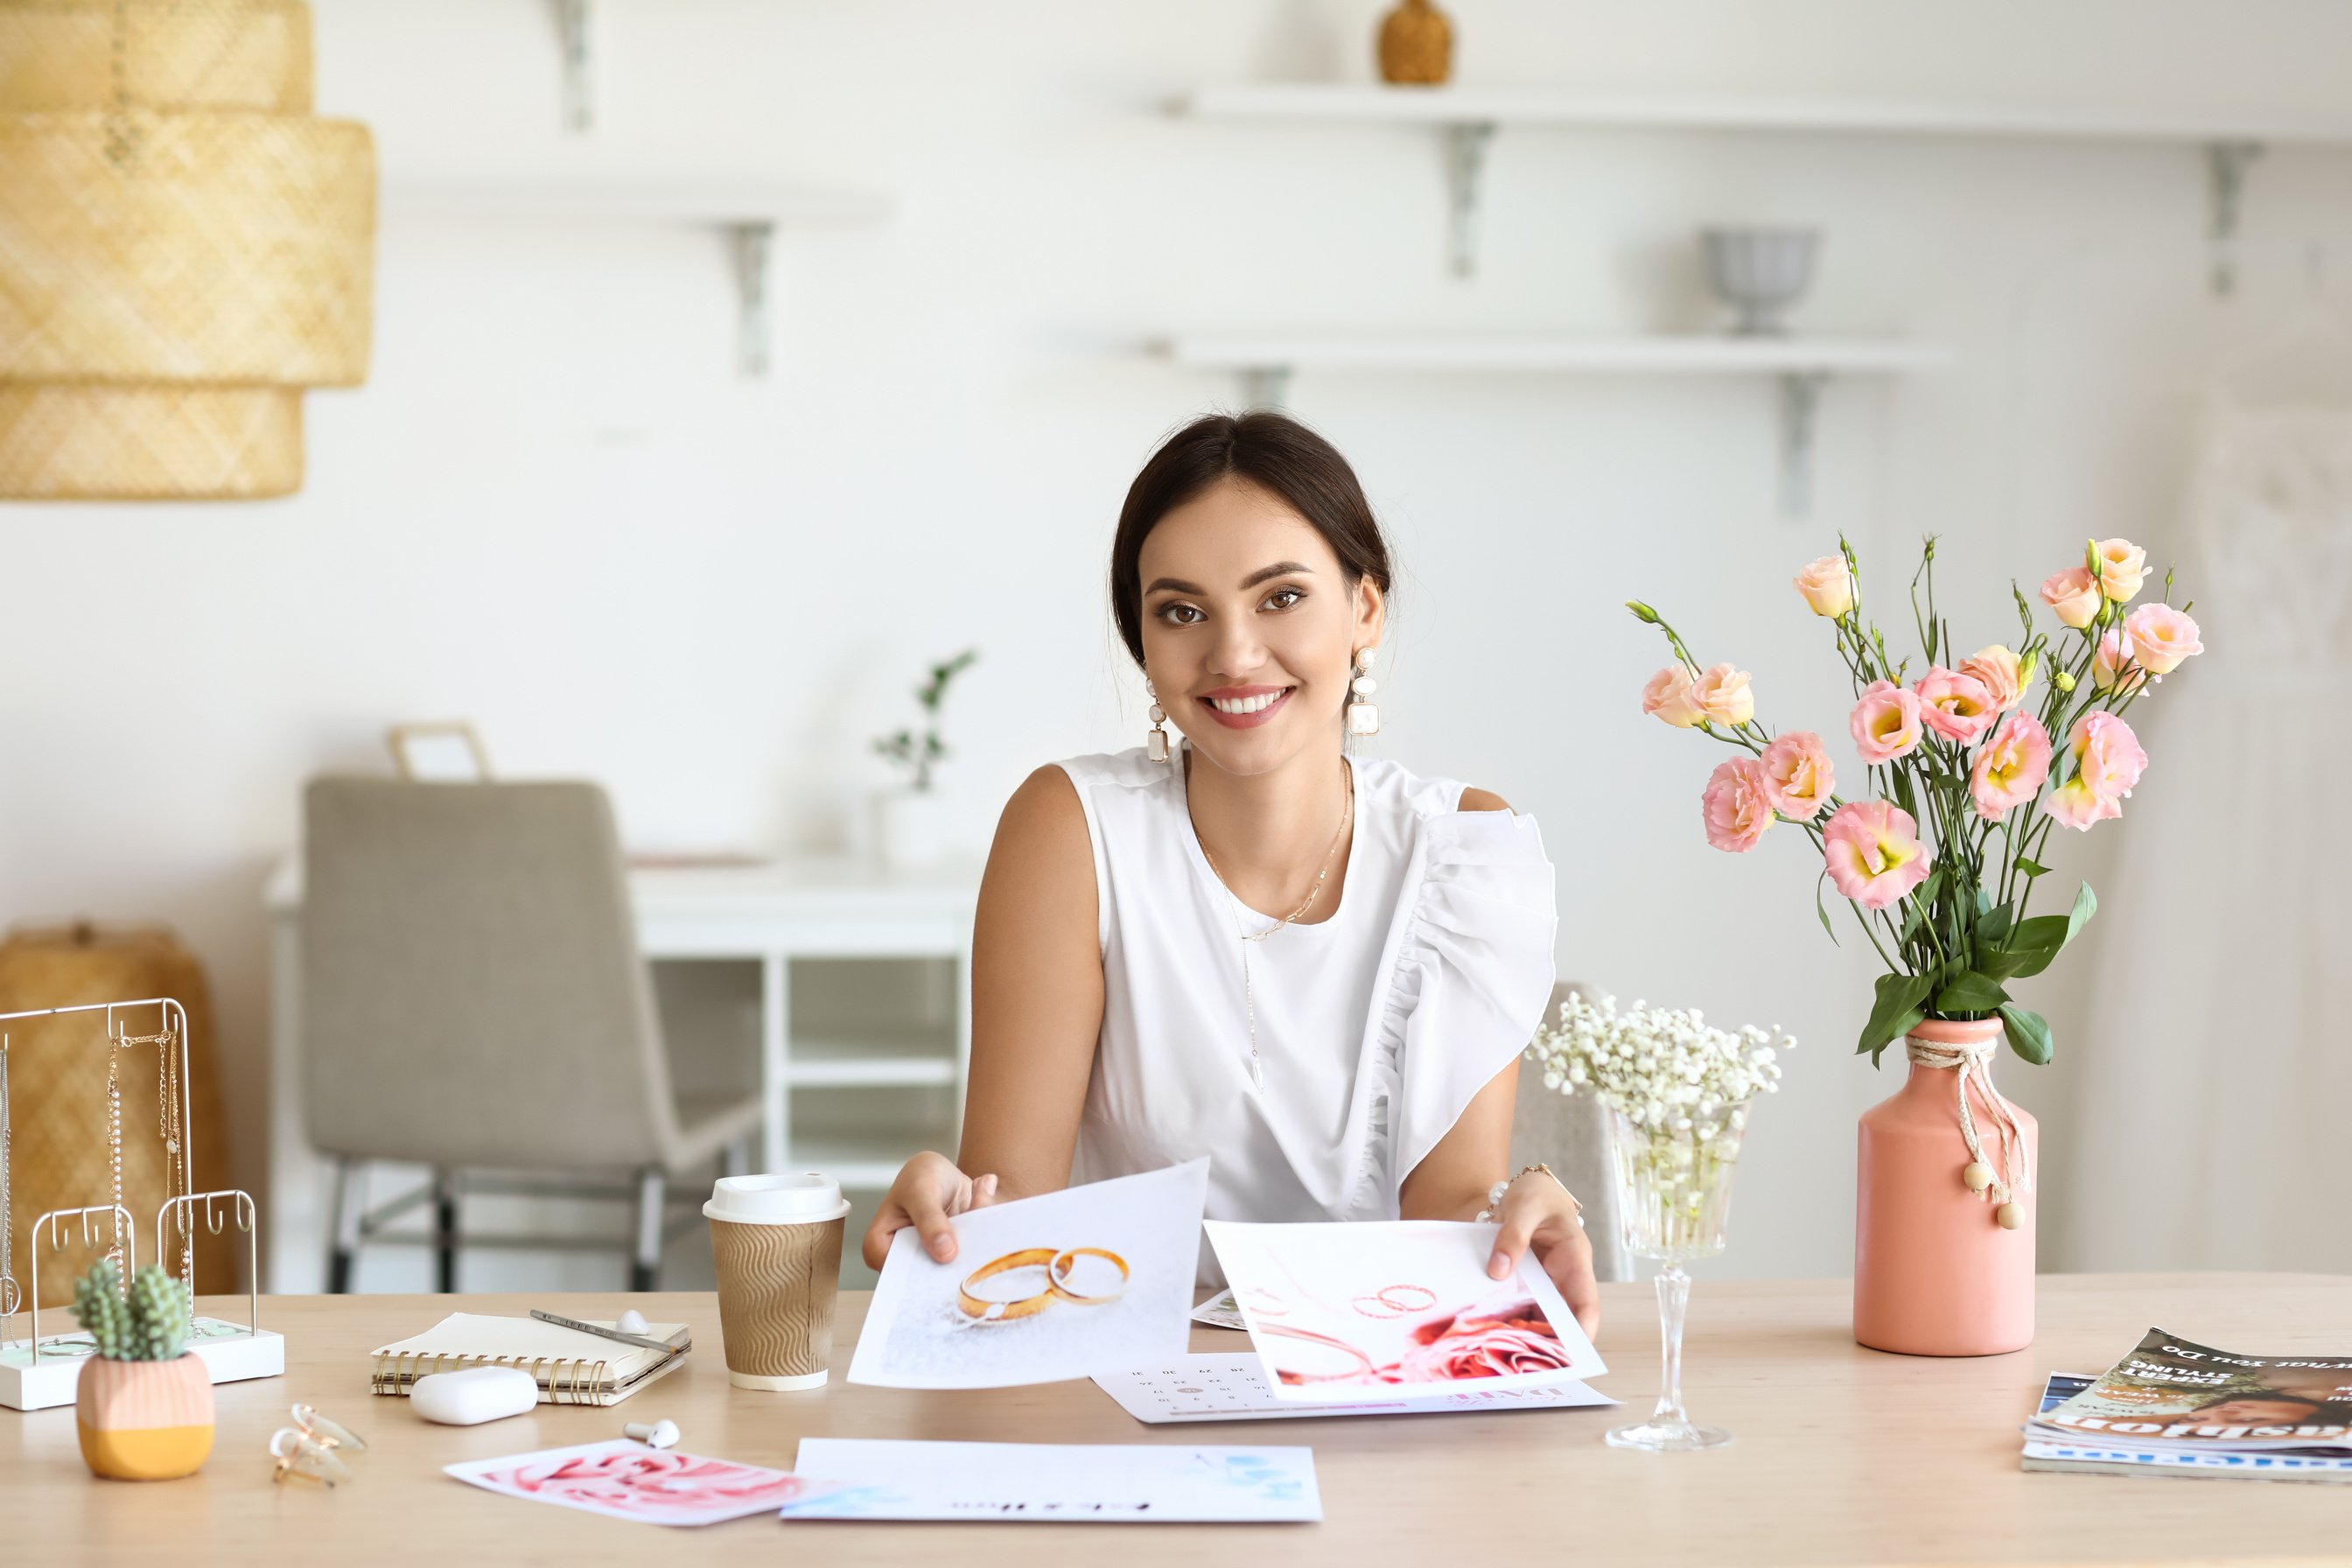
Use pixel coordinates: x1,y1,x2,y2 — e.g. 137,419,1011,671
1906,1035,2033,1228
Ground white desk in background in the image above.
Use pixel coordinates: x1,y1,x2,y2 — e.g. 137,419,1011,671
262,855,979,1292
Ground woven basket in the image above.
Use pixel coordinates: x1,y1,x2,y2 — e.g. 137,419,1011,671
0,925,232,1307
0,0,371,500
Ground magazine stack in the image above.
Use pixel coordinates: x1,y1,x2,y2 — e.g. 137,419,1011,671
2026,1328,2352,1482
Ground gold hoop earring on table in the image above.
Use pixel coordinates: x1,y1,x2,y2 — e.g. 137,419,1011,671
1347,648,1380,737
1145,679,1171,763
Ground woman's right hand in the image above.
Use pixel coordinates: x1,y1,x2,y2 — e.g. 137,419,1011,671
861,1152,999,1270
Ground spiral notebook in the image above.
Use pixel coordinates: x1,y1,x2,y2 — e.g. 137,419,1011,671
369,1312,691,1407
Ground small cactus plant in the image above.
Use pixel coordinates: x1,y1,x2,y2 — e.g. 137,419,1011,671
74,1261,190,1362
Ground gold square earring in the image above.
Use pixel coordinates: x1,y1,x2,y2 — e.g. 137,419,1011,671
1347,648,1380,736
1145,680,1171,763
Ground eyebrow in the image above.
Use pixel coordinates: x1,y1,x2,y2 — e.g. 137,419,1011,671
1143,561,1317,597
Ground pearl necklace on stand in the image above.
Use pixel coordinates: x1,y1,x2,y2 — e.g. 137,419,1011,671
1195,758,1354,1091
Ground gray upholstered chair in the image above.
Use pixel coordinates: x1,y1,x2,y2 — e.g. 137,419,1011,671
302,778,762,1292
1509,980,1631,1283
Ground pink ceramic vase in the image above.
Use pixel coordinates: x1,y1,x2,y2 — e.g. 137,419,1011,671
1853,1016,2038,1356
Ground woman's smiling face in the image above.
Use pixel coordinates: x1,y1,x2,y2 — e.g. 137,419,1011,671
1138,476,1383,778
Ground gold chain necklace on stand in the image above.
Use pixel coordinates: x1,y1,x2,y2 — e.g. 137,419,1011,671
1196,760,1354,1090
152,1025,189,1288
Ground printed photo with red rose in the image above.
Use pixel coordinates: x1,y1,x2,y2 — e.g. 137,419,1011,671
1203,1219,1607,1404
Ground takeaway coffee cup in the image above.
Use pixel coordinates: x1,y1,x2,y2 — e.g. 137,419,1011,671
704,1172,850,1390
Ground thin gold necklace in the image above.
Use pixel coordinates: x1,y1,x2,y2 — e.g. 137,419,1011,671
1194,759,1354,1088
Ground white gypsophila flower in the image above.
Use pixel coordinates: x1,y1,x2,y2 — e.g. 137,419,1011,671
1522,991,1795,1139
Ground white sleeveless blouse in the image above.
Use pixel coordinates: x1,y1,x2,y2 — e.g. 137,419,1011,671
1057,744,1558,1278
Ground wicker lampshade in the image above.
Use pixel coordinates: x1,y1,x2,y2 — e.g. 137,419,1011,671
0,0,374,500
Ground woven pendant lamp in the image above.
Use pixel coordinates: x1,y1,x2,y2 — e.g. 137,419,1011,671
0,0,374,500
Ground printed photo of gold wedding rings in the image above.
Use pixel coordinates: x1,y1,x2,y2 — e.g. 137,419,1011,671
956,1247,1130,1324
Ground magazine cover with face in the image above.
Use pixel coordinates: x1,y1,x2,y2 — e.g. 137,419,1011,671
2034,1328,2352,1452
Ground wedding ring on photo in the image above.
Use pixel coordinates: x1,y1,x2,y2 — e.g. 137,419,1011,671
1350,1284,1437,1320
269,1404,368,1487
955,1246,1130,1324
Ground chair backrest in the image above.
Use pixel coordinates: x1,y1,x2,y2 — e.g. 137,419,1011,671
301,778,681,1170
1509,980,1631,1283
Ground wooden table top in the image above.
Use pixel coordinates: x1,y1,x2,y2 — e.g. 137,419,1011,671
5,1274,2348,1565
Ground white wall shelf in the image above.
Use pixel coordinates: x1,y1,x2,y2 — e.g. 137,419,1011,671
1170,332,1950,515
1181,85,2341,288
382,177,894,374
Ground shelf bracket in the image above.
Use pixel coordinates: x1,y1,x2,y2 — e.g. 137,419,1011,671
2204,140,2263,297
1442,122,1496,278
1779,371,1828,519
1242,365,1292,410
733,221,776,377
555,0,592,132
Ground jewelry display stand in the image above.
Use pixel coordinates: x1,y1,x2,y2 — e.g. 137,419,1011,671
0,998,284,1412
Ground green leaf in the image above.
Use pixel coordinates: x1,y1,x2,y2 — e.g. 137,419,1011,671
1857,971,1935,1061
2014,857,2050,879
1972,884,1993,919
1814,872,1840,947
1998,1002,2054,1066
1975,900,2014,947
1933,970,2010,1016
2065,881,2098,942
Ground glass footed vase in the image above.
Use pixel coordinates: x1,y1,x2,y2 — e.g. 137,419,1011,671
1604,1106,1747,1452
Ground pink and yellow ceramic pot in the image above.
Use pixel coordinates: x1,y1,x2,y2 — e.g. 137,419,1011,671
76,1354,214,1480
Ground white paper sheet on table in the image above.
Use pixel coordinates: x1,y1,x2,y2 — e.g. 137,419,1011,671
1192,1288,1247,1330
780,1438,1321,1522
847,1158,1209,1389
1095,1354,1617,1423
1204,1219,1606,1404
444,1439,844,1526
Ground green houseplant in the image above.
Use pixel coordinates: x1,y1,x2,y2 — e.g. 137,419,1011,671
73,1260,214,1480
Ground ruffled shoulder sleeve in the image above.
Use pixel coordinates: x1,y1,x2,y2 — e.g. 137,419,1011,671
1348,795,1558,1217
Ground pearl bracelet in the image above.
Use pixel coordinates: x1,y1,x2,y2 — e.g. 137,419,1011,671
1474,1163,1585,1228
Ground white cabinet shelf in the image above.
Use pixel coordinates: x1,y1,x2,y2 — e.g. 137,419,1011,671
1182,84,2327,290
1170,332,1949,516
381,177,892,374
787,1044,960,1089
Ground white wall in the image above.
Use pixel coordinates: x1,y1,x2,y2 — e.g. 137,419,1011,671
5,0,2348,1284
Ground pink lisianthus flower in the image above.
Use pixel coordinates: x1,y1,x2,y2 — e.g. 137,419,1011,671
1690,662,1755,727
1641,666,1704,727
2040,567,2102,629
1822,800,1933,910
1959,644,2031,711
2091,629,2146,695
1384,1304,1572,1384
1914,665,1998,744
2095,538,2149,603
1793,555,1855,618
1757,730,1836,821
2121,603,2203,675
1849,679,1924,764
1701,758,1776,852
1969,711,2052,820
2041,711,2148,831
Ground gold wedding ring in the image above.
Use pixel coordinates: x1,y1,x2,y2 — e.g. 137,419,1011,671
956,1246,1132,1323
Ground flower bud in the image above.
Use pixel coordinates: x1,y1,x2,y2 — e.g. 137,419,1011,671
2054,669,2076,693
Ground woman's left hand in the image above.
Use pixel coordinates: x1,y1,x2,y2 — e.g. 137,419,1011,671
1485,1172,1600,1341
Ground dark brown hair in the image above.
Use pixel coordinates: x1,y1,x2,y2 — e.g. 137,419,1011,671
1110,410,1394,666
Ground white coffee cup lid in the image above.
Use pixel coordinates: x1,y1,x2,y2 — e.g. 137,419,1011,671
704,1172,850,1224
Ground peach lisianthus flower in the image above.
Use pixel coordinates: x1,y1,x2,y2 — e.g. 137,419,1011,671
1849,679,1923,764
1793,555,1854,619
1959,644,2031,711
2091,630,2146,695
2040,567,2102,629
2042,711,2148,831
2095,538,2149,603
1757,730,1836,820
1641,667,1704,727
1690,662,1755,726
1914,665,1998,744
2122,604,2203,674
1822,800,1934,911
1701,758,1776,852
1970,711,2052,820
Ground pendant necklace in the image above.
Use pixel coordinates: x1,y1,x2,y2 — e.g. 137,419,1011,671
1196,760,1354,1090
104,1032,125,1286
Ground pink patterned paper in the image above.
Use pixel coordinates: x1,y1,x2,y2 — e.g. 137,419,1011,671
447,1439,843,1527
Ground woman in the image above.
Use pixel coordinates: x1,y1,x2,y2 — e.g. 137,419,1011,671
864,410,1599,1335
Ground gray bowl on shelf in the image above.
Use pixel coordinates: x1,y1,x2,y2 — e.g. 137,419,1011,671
1702,227,1821,336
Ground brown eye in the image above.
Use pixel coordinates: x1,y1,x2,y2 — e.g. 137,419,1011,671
1156,601,1204,626
1264,588,1304,611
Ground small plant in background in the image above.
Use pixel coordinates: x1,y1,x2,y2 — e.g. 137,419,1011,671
74,1260,190,1362
1530,992,1791,1141
872,648,979,794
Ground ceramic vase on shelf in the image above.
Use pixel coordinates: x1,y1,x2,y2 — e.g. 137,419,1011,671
76,1355,214,1480
1376,0,1452,85
872,788,948,870
1853,1017,2039,1357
